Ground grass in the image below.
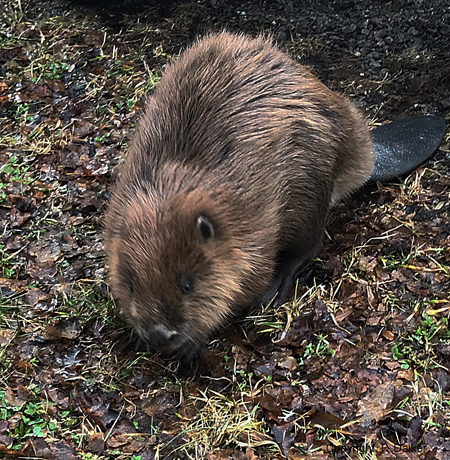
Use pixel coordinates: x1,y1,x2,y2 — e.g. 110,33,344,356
0,0,165,165
0,0,448,457
54,281,118,323
0,154,34,204
300,333,335,362
392,314,450,371
0,383,63,448
3,0,25,29
172,389,278,459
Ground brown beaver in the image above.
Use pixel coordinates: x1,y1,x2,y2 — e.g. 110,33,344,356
104,32,445,360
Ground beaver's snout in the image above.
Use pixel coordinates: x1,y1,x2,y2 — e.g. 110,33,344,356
137,322,205,360
143,324,180,353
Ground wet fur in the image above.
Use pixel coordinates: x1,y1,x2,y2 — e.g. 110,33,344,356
104,32,374,358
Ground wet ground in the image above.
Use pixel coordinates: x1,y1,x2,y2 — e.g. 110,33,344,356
0,0,449,458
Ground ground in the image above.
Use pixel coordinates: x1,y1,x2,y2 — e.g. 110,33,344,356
0,0,450,458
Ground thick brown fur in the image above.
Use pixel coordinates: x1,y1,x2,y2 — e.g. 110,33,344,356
104,32,374,359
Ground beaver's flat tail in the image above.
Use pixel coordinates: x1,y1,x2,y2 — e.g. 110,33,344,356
370,116,446,182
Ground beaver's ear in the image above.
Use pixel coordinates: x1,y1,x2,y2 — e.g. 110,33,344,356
195,215,215,242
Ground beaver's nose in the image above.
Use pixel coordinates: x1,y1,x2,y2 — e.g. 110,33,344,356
146,324,179,351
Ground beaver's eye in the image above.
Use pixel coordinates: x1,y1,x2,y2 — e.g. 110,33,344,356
181,280,193,295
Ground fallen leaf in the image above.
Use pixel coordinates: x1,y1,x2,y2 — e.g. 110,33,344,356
357,381,396,427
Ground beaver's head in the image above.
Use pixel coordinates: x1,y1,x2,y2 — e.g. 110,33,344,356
105,188,275,360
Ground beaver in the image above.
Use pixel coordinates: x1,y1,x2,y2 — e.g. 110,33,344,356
104,32,446,360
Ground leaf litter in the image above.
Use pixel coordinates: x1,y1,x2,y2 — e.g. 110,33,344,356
0,0,449,458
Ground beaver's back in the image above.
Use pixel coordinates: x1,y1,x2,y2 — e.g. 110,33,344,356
125,34,365,200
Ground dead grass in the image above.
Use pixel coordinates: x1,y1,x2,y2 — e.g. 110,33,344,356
0,0,449,458
172,390,278,459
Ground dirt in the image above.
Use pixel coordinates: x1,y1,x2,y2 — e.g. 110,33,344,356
0,0,449,458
